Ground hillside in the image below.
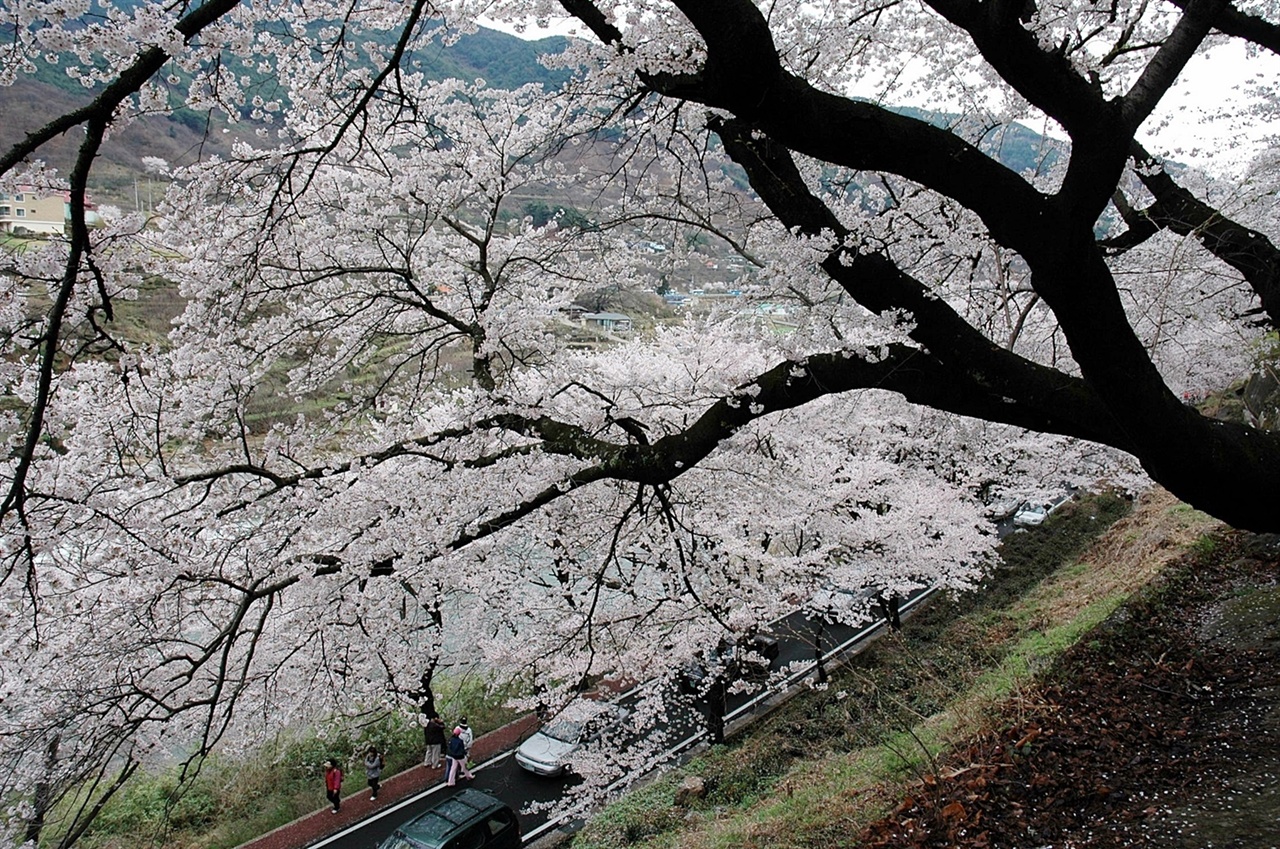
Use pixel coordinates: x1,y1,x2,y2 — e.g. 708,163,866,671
860,523,1280,847
571,489,1280,848
0,24,569,207
855,501,1274,845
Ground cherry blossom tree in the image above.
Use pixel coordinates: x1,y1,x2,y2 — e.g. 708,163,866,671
2,0,1279,843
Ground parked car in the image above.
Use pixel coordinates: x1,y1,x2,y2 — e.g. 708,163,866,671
1013,502,1051,527
515,702,629,777
376,788,520,849
985,498,1022,522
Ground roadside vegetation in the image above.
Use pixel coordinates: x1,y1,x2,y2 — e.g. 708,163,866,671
573,488,1223,848
70,676,523,849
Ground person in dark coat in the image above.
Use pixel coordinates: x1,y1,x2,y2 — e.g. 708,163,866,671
424,715,447,768
445,726,475,785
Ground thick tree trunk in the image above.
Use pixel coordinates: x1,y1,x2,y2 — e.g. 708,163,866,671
25,735,60,846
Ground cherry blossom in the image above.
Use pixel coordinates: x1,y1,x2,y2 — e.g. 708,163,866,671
3,0,1279,842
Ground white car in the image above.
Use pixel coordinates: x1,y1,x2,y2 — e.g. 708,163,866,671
514,704,628,777
514,718,584,776
1012,502,1050,527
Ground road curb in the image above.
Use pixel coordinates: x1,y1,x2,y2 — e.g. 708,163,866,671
233,713,540,849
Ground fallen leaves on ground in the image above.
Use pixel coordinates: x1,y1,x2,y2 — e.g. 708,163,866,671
859,531,1280,848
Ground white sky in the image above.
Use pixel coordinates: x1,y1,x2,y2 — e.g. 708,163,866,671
1142,41,1280,174
477,14,584,39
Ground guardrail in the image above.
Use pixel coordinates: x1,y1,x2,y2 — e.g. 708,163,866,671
521,585,939,844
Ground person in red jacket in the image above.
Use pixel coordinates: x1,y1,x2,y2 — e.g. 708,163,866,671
324,759,343,813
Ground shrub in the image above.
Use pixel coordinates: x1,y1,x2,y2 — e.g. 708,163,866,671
75,670,525,849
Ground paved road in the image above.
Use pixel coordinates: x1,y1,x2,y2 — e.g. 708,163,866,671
319,589,935,848
313,753,574,849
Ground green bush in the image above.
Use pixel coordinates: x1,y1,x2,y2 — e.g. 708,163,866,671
74,671,526,849
82,771,219,845
696,740,790,807
89,778,173,838
1191,533,1219,560
580,776,684,848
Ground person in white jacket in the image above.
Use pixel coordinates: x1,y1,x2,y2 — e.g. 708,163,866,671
457,717,473,750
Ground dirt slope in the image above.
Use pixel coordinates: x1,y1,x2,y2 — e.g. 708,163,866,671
859,527,1280,848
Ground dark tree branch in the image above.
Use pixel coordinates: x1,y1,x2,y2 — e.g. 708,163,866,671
1167,0,1280,54
1121,0,1229,131
1106,142,1280,328
560,1,1280,531
1,0,246,525
712,117,1121,445
557,0,624,45
0,0,245,177
922,0,1115,141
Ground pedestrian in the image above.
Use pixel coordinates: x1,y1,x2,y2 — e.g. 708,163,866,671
457,716,473,751
445,726,475,786
457,717,475,774
323,758,343,813
424,714,446,768
364,747,384,800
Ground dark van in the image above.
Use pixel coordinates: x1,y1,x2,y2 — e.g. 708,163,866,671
376,788,521,849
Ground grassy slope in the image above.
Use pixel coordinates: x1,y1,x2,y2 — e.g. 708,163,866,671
572,489,1221,849
859,518,1280,847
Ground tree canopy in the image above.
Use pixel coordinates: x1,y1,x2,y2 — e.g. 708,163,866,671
2,0,1278,843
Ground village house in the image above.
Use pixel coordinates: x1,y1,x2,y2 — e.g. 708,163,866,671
0,190,69,236
581,311,633,333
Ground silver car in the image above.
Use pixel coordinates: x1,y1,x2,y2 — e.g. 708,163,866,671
1013,502,1050,527
514,704,628,777
514,718,585,776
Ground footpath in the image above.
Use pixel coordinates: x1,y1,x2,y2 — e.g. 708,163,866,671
236,714,540,849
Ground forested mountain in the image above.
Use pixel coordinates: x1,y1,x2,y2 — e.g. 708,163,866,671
0,23,569,204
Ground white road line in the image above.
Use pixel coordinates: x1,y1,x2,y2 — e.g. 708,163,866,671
520,729,708,842
309,752,513,847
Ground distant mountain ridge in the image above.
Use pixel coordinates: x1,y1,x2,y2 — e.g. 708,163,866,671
1,18,1066,206
406,26,571,90
7,5,571,97
0,23,571,205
